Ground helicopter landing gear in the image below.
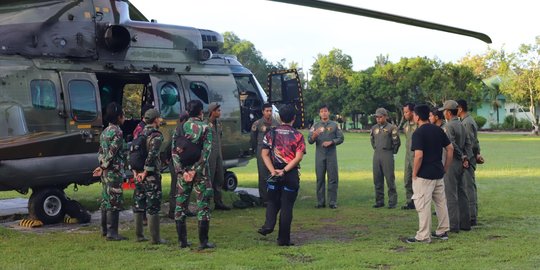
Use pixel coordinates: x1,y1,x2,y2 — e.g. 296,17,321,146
28,188,67,224
223,171,238,191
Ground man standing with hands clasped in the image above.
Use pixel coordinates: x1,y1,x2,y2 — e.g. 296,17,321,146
309,104,344,209
257,104,305,246
370,108,400,209
406,104,453,243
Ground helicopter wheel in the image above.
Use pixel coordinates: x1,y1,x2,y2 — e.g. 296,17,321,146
223,171,238,191
28,188,67,224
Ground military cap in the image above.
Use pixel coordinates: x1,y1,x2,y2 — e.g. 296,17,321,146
438,100,458,111
207,102,221,115
144,108,160,121
375,108,388,116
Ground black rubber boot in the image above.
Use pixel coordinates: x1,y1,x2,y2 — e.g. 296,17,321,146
106,210,127,241
175,220,191,248
148,214,167,244
198,220,215,250
134,212,148,242
101,209,107,237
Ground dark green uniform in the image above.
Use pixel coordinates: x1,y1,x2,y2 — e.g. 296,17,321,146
370,123,400,207
98,124,126,211
172,117,213,222
461,113,480,223
442,117,473,231
133,125,163,215
308,120,344,207
251,117,279,203
403,120,417,205
207,118,225,206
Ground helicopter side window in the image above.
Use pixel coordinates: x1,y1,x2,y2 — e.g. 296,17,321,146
68,80,98,122
188,82,209,111
30,80,57,110
158,82,181,119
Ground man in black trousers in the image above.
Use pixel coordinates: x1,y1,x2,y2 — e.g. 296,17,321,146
257,104,306,246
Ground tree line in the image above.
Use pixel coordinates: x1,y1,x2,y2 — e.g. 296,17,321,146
223,32,540,132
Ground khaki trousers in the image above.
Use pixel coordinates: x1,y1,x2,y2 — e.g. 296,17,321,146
412,177,450,241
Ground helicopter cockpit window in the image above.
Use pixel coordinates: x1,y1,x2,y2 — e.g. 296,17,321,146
68,80,98,122
158,82,181,119
234,75,263,133
0,104,28,138
188,82,209,110
30,80,57,110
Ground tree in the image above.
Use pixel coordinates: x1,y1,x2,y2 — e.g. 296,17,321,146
307,49,354,123
221,32,283,86
460,48,514,123
500,37,540,134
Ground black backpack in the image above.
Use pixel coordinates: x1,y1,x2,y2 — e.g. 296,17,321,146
64,198,91,224
174,124,205,166
129,131,161,171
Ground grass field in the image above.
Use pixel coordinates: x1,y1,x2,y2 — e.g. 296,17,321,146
1,132,539,269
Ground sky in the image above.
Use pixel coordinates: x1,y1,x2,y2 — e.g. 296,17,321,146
129,0,540,72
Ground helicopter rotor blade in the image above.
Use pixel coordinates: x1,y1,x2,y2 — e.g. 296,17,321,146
268,0,492,44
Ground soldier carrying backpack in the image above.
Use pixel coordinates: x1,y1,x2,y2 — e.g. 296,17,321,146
171,100,215,250
129,108,166,245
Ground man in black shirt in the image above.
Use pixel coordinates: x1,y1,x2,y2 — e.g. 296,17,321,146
406,104,454,243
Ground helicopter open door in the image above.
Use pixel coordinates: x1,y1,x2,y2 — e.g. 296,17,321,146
267,69,305,129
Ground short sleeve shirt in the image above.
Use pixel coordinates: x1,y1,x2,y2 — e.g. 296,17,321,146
262,125,306,165
411,123,451,180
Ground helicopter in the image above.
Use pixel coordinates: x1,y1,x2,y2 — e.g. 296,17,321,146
0,0,490,224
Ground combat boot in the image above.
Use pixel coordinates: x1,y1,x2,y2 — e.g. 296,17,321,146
175,220,191,248
198,220,215,250
134,212,148,242
106,210,127,241
148,214,167,244
100,209,107,237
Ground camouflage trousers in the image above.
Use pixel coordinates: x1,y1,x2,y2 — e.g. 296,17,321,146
175,168,213,222
133,173,162,215
100,170,124,211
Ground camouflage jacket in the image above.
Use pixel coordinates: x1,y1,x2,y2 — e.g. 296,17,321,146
142,125,163,173
172,116,213,173
370,122,401,154
98,124,126,172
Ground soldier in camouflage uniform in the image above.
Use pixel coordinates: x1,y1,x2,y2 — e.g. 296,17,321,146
251,103,279,204
132,108,166,244
370,108,401,209
172,100,215,250
93,102,127,241
206,102,230,210
440,100,472,232
457,99,483,226
402,103,417,210
168,112,190,219
308,104,344,209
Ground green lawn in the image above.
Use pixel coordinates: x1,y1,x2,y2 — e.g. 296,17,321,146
1,132,539,269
